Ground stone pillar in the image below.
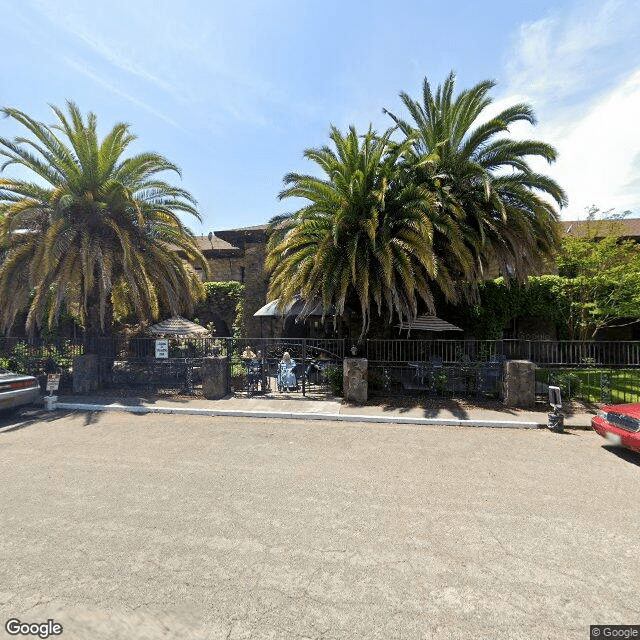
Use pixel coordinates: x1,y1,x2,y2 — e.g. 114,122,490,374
343,358,368,403
202,356,229,399
72,354,102,394
502,360,535,407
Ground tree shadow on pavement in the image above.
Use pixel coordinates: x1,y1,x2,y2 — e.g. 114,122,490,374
360,396,524,419
0,408,78,434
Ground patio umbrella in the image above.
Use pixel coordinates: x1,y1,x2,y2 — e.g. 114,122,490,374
395,315,463,332
253,296,339,317
146,316,211,338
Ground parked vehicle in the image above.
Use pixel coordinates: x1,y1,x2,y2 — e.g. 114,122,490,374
0,368,41,411
591,403,640,453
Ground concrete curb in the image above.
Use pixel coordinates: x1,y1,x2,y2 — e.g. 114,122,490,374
53,402,541,429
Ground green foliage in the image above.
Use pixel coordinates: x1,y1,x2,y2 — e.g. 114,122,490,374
268,125,442,341
432,369,448,395
386,72,566,290
466,276,570,339
268,73,564,340
0,340,77,374
556,215,640,339
203,281,245,298
323,364,343,396
0,102,207,339
549,371,582,400
536,368,640,404
463,210,640,340
203,281,245,339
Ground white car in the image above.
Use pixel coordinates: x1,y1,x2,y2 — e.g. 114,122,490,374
0,368,41,411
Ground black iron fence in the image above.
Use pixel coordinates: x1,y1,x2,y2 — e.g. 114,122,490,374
365,339,640,399
368,361,504,399
3,336,640,399
536,368,640,405
0,338,85,391
365,339,640,367
221,338,345,396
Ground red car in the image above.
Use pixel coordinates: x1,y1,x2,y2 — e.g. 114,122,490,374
591,403,640,453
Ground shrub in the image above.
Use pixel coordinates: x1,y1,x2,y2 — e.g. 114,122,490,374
551,372,582,399
323,365,343,396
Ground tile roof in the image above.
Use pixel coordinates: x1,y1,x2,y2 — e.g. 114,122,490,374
561,218,640,238
192,235,240,251
214,224,269,232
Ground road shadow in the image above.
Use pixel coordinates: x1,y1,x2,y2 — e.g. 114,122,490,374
357,396,526,420
0,408,78,434
58,393,152,406
601,444,640,466
83,410,103,425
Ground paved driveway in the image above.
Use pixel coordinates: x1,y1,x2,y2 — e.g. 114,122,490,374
1,410,638,639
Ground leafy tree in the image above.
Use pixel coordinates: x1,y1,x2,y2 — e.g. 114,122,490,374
0,102,208,342
267,125,456,339
384,72,567,288
557,211,640,339
458,209,640,340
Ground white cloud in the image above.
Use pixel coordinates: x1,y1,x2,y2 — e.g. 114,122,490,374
545,69,640,216
499,0,640,218
505,0,638,104
27,0,290,131
63,57,184,131
30,0,177,94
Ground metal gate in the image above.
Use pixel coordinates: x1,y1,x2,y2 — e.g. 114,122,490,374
98,337,221,395
226,338,345,397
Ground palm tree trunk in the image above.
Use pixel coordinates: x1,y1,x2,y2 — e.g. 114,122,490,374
84,292,114,353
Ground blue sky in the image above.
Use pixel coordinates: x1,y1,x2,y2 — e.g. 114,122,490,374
2,0,640,234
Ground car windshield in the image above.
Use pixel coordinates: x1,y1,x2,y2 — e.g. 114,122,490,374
605,411,640,431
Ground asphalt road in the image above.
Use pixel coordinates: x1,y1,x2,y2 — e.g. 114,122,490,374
1,409,639,640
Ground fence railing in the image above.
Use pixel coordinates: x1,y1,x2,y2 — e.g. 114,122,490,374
3,337,640,367
536,368,640,404
366,339,640,367
365,339,501,364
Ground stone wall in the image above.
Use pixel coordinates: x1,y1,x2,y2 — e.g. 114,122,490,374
207,254,244,283
72,354,102,393
201,356,229,399
214,228,269,337
502,360,535,407
343,358,368,403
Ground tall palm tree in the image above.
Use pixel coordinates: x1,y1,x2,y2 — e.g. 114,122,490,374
267,125,467,339
0,102,208,341
384,72,567,285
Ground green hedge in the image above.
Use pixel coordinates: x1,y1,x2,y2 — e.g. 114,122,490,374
465,276,570,339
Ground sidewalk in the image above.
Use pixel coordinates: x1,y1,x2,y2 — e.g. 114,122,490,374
45,392,596,429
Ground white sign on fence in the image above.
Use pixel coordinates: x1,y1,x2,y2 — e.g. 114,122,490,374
155,339,169,359
46,374,60,391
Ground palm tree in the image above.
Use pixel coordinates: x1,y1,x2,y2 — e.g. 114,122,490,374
384,72,567,286
267,125,466,339
0,102,208,342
